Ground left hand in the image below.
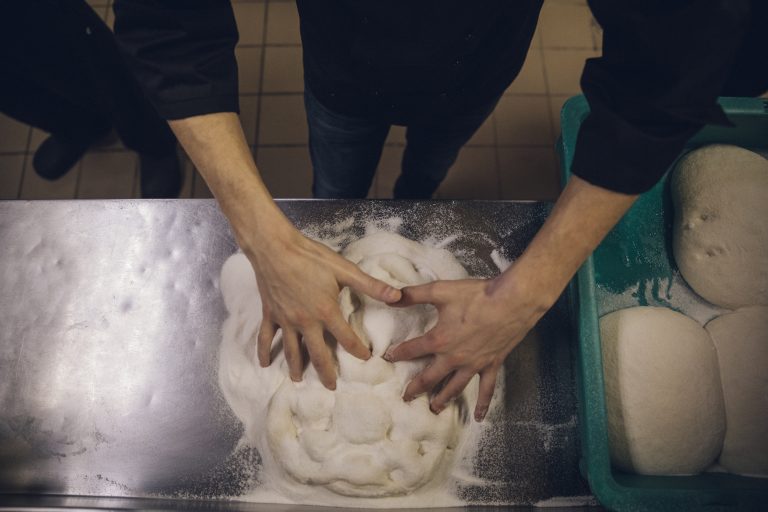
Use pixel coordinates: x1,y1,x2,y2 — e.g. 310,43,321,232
382,276,550,422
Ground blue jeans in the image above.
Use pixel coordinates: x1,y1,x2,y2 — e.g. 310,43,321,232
304,88,500,199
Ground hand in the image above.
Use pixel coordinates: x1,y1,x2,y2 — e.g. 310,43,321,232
249,230,402,390
383,276,550,422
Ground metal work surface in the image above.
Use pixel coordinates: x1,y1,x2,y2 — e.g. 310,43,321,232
0,199,591,509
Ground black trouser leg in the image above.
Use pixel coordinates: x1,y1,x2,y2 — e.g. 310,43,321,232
71,1,176,157
0,63,111,146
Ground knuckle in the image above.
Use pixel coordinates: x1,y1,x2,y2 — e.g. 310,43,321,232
442,353,462,367
423,331,445,351
429,335,448,352
290,311,311,328
317,301,336,319
413,374,429,389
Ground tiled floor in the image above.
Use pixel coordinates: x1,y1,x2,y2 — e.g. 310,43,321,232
0,0,602,201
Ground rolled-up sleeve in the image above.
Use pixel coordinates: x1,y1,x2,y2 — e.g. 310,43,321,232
572,0,750,194
113,0,240,120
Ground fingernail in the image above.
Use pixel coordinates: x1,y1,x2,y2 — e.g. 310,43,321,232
474,407,488,422
387,287,402,303
382,346,395,362
430,402,445,415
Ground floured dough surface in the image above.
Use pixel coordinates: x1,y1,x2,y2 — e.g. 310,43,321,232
600,306,725,475
706,307,768,476
671,144,768,309
219,232,478,499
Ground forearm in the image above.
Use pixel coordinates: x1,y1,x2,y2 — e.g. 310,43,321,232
169,113,295,252
491,175,638,308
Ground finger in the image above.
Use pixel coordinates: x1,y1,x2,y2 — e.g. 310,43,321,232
304,326,337,390
383,332,434,362
429,369,475,415
392,282,447,308
474,365,500,422
339,264,401,304
326,313,371,361
257,321,278,367
403,358,451,402
282,328,304,382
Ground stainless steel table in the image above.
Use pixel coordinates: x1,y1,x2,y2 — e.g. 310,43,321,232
0,199,593,510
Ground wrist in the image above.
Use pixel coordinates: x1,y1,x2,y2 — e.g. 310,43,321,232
210,176,296,258
487,258,566,313
235,207,299,257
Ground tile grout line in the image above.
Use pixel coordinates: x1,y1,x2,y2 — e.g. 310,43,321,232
16,126,34,199
131,152,140,199
131,153,140,199
491,112,503,200
533,25,563,198
16,157,32,199
251,1,271,161
538,41,559,146
237,43,301,48
73,158,86,200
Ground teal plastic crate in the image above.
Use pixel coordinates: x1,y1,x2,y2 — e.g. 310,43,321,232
558,95,768,511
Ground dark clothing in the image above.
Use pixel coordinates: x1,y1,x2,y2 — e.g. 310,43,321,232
0,1,175,157
114,0,539,125
113,0,764,195
305,85,500,199
572,0,753,193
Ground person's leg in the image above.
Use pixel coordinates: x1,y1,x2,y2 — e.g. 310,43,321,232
0,56,111,180
394,97,501,199
304,87,390,198
72,2,180,197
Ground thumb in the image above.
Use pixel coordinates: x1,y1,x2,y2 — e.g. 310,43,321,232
340,265,402,304
392,282,442,308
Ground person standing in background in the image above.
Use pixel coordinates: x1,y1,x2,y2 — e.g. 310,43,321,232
112,0,763,420
0,1,181,198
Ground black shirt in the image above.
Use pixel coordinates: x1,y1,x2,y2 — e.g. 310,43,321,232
113,0,758,194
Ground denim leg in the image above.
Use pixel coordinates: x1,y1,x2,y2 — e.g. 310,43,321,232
304,88,390,198
394,97,501,199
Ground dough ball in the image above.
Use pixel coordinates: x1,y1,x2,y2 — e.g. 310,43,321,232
600,306,725,475
706,307,768,476
671,144,768,308
264,232,475,497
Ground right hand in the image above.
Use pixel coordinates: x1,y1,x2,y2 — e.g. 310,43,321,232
247,228,402,390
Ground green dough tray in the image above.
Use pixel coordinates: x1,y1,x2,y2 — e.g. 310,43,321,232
558,95,768,511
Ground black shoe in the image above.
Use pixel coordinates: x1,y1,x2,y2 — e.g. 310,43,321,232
139,149,182,198
33,135,91,180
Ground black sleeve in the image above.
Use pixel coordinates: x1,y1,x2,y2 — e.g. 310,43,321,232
572,0,750,194
112,0,240,120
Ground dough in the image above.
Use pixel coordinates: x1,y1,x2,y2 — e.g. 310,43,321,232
599,306,725,475
219,232,478,498
671,144,768,309
706,307,768,476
